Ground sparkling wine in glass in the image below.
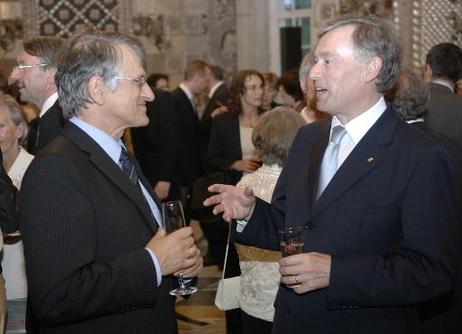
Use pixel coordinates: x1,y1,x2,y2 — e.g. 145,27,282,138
278,225,305,288
162,200,198,296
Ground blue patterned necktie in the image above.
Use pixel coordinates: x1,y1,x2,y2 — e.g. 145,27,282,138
119,147,139,186
317,125,347,199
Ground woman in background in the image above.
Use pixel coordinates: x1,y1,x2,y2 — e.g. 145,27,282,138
298,53,328,123
236,106,305,334
261,72,279,111
208,69,264,334
277,69,304,112
0,93,33,333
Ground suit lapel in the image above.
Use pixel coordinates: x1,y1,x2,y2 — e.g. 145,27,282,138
311,109,398,218
306,128,329,214
62,123,158,232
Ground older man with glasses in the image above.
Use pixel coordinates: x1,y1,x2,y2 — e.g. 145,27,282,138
9,36,65,154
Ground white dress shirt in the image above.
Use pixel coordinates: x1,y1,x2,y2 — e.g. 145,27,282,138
39,91,59,118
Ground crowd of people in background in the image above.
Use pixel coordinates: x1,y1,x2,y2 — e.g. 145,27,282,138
0,14,459,334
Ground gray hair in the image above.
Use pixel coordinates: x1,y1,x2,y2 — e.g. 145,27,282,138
299,52,313,91
320,16,401,93
252,106,305,166
0,93,29,143
389,70,429,121
23,36,65,71
56,31,146,119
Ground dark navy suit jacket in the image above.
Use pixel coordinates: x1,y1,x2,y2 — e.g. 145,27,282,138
234,107,457,334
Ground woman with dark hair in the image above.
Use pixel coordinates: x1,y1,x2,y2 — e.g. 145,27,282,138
207,69,264,334
277,69,304,112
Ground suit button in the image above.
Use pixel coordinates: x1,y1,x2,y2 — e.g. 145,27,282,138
305,221,314,230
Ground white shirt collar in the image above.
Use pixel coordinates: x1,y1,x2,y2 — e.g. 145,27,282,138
179,83,194,100
431,79,454,92
69,116,123,165
39,92,59,118
331,97,387,145
208,81,224,98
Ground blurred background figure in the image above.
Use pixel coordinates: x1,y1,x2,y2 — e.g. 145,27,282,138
298,52,328,123
236,106,305,334
423,42,462,145
0,93,33,333
456,79,462,95
261,72,279,112
276,69,304,112
389,70,462,334
207,69,264,334
147,72,170,91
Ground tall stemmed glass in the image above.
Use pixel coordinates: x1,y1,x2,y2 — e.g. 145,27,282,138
162,200,198,296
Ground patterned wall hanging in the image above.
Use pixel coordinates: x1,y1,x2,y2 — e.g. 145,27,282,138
22,0,132,38
412,0,462,69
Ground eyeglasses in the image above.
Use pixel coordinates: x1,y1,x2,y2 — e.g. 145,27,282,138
13,63,49,71
245,84,263,92
115,76,146,89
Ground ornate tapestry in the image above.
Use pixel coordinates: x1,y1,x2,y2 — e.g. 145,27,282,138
22,0,132,38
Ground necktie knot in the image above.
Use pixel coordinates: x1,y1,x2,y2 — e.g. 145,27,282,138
330,125,347,146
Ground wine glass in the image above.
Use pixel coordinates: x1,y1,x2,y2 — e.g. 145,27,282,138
162,200,198,296
278,225,305,288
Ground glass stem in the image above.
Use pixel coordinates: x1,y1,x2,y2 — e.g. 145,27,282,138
178,273,185,289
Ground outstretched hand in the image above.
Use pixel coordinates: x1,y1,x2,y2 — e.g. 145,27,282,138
203,184,256,222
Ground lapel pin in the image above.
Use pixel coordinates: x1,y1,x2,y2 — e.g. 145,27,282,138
367,157,374,163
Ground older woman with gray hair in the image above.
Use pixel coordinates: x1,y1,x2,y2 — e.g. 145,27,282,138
235,106,305,334
0,93,34,332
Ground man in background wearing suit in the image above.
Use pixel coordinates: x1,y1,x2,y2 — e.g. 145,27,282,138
423,43,462,145
20,31,202,333
200,64,230,164
9,36,65,154
171,60,209,220
131,89,181,201
205,17,457,334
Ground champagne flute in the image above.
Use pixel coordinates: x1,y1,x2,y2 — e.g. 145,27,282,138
278,225,305,288
162,200,198,296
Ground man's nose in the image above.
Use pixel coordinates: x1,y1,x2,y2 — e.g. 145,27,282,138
143,83,155,102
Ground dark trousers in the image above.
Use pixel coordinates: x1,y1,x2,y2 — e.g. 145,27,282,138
200,217,227,269
225,241,242,334
241,310,272,334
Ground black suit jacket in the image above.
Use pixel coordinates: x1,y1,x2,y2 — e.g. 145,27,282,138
235,108,457,333
0,151,18,234
20,123,176,334
411,122,462,334
426,83,462,145
28,100,65,154
200,83,230,167
131,89,180,196
207,111,242,183
171,87,201,187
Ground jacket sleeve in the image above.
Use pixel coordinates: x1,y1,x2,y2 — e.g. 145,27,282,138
0,153,18,233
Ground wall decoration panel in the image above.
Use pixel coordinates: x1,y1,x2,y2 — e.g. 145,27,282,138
412,0,462,69
22,0,132,38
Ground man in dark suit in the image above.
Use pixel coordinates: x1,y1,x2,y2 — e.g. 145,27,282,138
9,36,65,154
171,60,208,218
205,17,457,334
390,70,462,334
20,31,202,333
131,89,181,201
423,43,462,145
200,64,229,167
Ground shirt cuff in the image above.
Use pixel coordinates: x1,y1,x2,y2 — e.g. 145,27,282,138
145,248,162,287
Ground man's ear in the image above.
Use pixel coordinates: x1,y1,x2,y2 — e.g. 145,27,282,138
87,76,106,106
363,56,382,83
422,64,432,82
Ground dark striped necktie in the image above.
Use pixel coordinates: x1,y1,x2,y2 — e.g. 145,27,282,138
119,147,139,186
